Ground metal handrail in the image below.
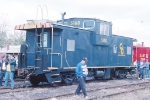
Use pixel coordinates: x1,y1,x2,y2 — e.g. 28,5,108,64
36,5,43,20
50,53,62,68
50,26,54,68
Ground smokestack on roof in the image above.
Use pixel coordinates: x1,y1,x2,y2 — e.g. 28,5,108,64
142,42,144,47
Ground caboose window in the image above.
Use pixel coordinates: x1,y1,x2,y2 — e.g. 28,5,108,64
113,45,117,53
127,46,131,55
43,32,48,47
83,20,95,29
100,23,109,36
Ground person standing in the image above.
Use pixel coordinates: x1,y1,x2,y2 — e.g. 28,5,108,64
0,58,3,86
74,57,88,99
138,58,145,80
4,55,16,89
0,56,7,86
145,59,150,79
133,60,137,67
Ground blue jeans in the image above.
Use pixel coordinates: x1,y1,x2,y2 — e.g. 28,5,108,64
139,68,144,79
145,68,150,78
0,70,6,85
4,71,15,89
75,76,87,97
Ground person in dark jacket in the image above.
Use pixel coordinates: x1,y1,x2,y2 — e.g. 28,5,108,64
4,55,16,89
0,55,7,86
74,57,88,99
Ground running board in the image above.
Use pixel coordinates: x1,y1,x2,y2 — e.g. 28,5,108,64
27,66,40,69
48,67,58,70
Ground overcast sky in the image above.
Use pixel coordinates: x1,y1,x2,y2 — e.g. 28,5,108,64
0,0,150,46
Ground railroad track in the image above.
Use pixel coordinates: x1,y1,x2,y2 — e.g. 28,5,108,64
0,82,55,94
34,81,150,100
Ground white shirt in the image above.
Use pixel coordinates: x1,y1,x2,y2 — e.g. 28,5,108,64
2,62,6,70
133,61,137,67
81,65,88,75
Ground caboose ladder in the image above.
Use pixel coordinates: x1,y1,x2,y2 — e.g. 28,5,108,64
34,25,43,69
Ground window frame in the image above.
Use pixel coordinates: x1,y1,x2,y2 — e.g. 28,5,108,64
83,20,95,29
100,23,109,36
40,32,48,48
113,45,117,53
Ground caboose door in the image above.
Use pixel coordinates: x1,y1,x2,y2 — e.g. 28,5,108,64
42,28,61,70
41,31,51,71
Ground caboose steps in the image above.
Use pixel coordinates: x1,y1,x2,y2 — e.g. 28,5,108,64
51,80,61,83
43,67,58,72
43,70,50,72
51,74,59,76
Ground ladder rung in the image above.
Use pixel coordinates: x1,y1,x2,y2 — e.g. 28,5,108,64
36,51,41,52
27,66,34,68
36,35,41,36
48,67,58,70
37,43,41,44
44,48,52,50
36,59,41,60
34,67,40,69
50,53,60,55
43,70,50,72
27,52,35,53
27,66,40,69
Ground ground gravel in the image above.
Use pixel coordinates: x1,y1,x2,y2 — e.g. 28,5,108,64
1,76,150,100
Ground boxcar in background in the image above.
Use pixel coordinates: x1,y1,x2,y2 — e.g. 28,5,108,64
133,45,150,63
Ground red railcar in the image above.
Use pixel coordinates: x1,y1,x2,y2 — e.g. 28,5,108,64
133,46,150,62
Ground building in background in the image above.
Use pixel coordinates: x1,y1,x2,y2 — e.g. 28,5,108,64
0,45,20,58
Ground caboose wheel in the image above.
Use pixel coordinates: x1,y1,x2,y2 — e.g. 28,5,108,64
94,77,99,80
29,75,40,86
61,73,76,85
118,70,126,79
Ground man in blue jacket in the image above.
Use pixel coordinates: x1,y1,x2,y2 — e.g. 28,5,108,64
74,57,88,99
4,55,16,89
138,58,145,80
145,59,149,79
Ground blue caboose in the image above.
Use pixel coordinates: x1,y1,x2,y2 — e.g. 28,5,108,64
15,13,136,85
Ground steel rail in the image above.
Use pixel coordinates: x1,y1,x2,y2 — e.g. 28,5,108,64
34,81,150,100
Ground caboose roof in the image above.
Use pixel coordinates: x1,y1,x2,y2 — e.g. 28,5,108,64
113,34,137,42
14,19,53,30
14,19,94,31
57,17,112,23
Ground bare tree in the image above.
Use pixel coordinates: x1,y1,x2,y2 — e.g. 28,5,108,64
8,31,26,45
0,14,8,48
0,14,25,47
14,31,26,45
